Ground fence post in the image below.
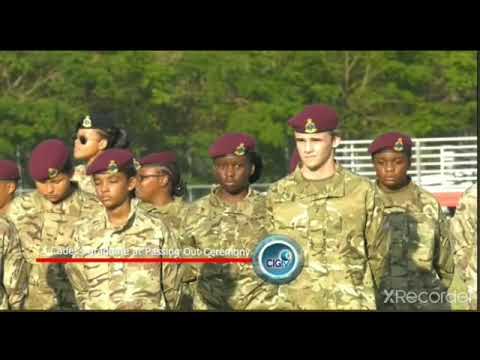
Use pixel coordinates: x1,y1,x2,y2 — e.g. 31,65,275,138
350,143,355,172
415,139,422,185
440,147,444,178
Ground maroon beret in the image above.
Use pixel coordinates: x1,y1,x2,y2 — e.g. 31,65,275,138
208,133,256,158
368,132,413,156
87,149,134,175
139,151,177,167
289,149,301,173
0,160,20,181
288,104,339,134
28,139,71,182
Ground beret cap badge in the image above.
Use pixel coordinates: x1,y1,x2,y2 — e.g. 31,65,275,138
82,115,92,128
393,138,404,152
304,119,317,134
47,168,59,179
234,143,246,156
107,160,119,174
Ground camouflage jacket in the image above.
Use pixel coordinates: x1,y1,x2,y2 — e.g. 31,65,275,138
7,184,102,310
138,197,193,310
0,216,28,310
66,199,182,311
138,197,188,236
181,186,276,310
265,164,388,310
72,164,96,195
375,181,455,311
449,184,477,310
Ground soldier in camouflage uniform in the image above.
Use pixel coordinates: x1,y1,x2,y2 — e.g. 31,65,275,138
0,160,25,310
265,105,388,310
7,139,102,310
66,149,182,310
449,184,477,310
135,151,194,310
72,113,130,195
0,215,27,310
0,160,20,216
181,133,276,310
369,132,455,311
136,151,188,231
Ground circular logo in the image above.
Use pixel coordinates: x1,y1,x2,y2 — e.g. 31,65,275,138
252,234,304,285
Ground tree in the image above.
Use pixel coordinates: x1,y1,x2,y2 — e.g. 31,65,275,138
1,50,476,186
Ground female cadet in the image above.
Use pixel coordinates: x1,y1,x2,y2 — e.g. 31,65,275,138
66,149,183,310
8,139,101,310
369,132,455,311
72,113,130,194
181,133,276,310
135,151,188,229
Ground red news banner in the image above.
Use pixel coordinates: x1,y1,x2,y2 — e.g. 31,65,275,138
37,258,252,264
36,246,253,264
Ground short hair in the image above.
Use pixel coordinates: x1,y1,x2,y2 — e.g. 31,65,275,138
246,151,263,184
62,156,74,175
150,163,186,197
96,127,130,149
123,163,137,179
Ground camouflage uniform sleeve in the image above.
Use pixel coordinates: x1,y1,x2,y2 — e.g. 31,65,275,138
177,205,197,248
0,232,6,310
176,207,198,311
449,187,477,288
6,195,28,224
0,285,5,310
191,282,209,310
65,225,89,309
1,220,28,310
176,206,204,311
157,219,184,310
264,186,277,234
364,184,390,295
434,205,455,289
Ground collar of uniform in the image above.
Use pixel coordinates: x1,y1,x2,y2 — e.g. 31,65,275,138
169,196,185,213
209,185,256,212
376,176,414,194
72,164,87,182
161,196,184,213
375,178,422,211
102,197,139,232
141,197,183,215
75,164,87,175
33,182,81,213
291,163,345,199
138,200,156,214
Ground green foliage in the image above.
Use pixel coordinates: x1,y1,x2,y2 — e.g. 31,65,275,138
0,51,477,184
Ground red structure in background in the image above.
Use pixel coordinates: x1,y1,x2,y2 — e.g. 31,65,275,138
433,192,463,208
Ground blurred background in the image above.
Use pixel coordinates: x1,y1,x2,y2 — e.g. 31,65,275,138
0,51,477,206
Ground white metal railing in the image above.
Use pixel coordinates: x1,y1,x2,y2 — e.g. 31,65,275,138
186,136,477,201
335,136,477,193
17,136,477,202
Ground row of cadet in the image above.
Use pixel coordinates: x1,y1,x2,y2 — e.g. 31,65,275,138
0,105,476,311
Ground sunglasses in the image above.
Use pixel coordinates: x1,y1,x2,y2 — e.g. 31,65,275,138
137,174,166,182
73,135,101,145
